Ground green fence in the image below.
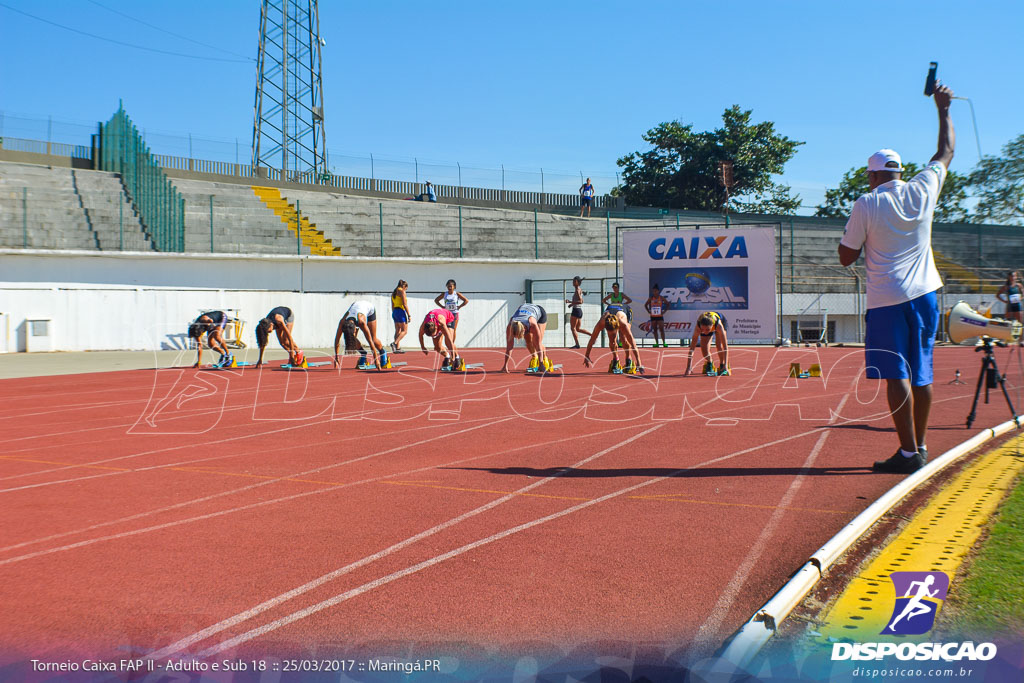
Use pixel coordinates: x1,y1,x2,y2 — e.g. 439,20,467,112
98,106,184,252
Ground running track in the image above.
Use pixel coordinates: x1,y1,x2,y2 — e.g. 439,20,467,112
0,345,1018,676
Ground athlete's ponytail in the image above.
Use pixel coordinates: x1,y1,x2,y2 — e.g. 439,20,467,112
342,318,361,351
511,321,526,339
393,279,408,298
255,318,271,350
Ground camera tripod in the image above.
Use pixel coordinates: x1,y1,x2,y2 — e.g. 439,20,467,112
965,337,1020,429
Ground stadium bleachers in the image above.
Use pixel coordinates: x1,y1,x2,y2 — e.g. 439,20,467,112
0,161,150,251
3,159,1023,296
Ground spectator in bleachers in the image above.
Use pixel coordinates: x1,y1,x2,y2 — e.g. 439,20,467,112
579,178,595,217
411,181,437,202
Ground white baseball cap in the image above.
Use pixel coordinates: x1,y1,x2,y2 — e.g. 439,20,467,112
867,149,903,173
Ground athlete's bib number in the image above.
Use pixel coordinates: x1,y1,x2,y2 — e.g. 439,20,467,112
446,300,459,311
1010,293,1022,304
651,306,662,316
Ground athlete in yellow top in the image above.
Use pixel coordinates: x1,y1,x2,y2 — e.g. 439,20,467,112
390,279,410,352
684,311,730,376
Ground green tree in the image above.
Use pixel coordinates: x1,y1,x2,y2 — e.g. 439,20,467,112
616,106,803,214
816,163,972,223
969,134,1024,226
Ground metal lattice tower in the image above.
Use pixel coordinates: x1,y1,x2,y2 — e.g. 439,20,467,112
252,0,327,181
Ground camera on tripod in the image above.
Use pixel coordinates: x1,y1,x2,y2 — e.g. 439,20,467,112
946,301,1022,428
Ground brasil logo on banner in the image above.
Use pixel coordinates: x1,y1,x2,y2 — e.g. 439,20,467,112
650,266,749,310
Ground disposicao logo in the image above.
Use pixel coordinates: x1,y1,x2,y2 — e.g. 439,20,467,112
882,571,948,635
830,571,998,662
648,235,748,260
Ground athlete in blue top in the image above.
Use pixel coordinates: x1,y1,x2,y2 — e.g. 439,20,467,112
579,178,595,217
188,310,234,368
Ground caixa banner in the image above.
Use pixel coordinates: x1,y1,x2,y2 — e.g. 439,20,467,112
623,228,777,342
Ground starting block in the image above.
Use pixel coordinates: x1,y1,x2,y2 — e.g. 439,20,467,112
526,364,562,374
202,360,251,370
442,361,482,372
358,361,407,370
282,360,330,370
789,362,801,377
808,364,822,378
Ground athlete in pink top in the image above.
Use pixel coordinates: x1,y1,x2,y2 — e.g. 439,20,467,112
419,308,460,369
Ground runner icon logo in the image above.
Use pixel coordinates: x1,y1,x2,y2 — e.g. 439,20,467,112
882,571,949,635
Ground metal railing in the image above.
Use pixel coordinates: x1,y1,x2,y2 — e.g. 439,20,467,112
96,107,185,252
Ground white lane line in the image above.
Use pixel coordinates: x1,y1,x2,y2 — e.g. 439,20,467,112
0,416,515,564
0,422,640,557
684,384,855,661
0,374,528,485
150,424,665,660
160,427,825,658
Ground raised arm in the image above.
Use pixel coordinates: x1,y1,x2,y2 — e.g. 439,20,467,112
930,84,955,169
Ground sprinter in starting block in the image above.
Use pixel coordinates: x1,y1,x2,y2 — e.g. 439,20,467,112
188,310,236,368
685,311,730,376
334,300,390,370
419,307,463,371
583,306,644,375
500,303,556,374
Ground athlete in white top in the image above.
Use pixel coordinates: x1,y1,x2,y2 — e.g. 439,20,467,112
434,279,469,343
838,83,955,475
334,300,388,369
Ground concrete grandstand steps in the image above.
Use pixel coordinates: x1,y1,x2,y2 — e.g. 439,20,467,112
173,179,308,255
0,161,151,251
273,187,619,259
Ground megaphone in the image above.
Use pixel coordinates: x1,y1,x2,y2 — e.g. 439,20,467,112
947,301,1022,344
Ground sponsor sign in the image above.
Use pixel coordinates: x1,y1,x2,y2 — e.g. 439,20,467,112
623,228,776,341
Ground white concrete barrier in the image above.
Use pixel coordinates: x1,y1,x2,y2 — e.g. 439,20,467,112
0,249,616,352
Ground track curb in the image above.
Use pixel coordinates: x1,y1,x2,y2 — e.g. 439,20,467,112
717,418,1022,671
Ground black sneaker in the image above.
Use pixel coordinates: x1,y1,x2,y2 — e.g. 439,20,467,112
919,446,929,462
873,450,925,474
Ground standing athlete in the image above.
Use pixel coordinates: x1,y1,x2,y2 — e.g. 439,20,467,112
565,276,592,349
435,279,469,343
645,284,670,348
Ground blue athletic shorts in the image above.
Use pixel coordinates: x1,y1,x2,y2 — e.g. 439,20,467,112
392,308,408,324
864,291,939,385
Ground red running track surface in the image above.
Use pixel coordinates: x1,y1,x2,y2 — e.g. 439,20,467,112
0,345,1019,672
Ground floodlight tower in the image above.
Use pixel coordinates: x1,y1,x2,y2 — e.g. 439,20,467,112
252,0,327,181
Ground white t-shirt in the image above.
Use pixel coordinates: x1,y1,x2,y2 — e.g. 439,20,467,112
840,161,946,310
345,301,375,320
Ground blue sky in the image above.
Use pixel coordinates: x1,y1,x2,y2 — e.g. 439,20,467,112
1,1,1021,213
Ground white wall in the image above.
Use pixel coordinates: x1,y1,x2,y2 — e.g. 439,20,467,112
0,249,617,352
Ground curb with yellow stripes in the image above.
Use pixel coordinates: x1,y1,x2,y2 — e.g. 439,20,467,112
811,434,1024,643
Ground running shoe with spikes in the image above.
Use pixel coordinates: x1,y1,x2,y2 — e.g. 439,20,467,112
717,364,731,376
609,358,622,374
703,360,715,376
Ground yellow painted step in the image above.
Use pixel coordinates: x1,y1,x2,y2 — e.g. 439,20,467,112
251,186,342,256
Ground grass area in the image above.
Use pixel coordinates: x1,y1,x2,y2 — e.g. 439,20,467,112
942,469,1024,637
